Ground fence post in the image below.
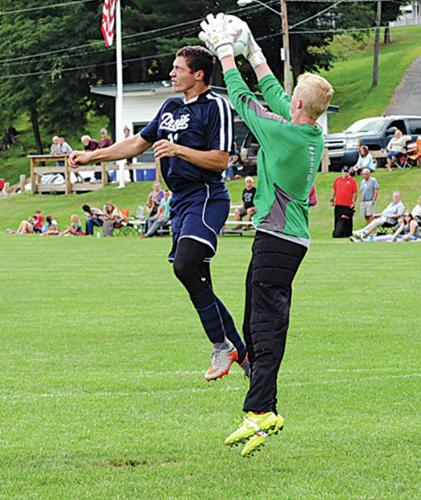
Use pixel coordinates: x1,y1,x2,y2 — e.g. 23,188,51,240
31,158,37,194
65,156,71,194
19,175,26,192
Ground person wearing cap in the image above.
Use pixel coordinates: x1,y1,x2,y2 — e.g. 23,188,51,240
331,166,358,237
359,168,379,224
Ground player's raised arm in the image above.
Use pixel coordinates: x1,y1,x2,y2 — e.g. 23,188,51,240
70,134,151,166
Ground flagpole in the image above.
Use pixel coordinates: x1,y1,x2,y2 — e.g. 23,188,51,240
115,0,125,188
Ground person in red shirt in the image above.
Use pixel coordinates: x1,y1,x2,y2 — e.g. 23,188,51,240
331,166,358,237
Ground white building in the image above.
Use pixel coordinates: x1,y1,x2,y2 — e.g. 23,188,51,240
90,81,338,164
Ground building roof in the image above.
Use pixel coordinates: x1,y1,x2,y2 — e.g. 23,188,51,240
90,81,339,113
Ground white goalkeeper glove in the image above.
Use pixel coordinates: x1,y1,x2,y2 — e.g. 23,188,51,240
199,13,236,60
242,23,267,69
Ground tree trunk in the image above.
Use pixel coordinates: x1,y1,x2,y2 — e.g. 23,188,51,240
384,25,391,44
29,104,43,154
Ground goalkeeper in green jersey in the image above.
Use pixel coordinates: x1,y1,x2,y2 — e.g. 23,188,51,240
200,13,333,457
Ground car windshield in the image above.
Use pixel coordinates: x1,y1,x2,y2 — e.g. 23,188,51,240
345,118,385,134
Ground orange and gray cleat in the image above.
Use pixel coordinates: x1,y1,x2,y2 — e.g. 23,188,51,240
205,339,238,381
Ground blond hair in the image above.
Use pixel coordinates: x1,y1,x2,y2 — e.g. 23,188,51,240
71,214,80,223
295,73,334,119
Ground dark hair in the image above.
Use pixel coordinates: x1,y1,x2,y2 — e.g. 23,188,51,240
176,45,215,85
82,204,90,212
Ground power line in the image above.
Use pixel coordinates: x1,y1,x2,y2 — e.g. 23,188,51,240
0,0,96,16
0,0,276,65
1,21,408,81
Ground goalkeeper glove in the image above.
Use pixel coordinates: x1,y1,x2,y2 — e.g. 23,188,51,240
199,13,236,60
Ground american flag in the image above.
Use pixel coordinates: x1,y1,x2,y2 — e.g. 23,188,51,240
101,0,117,47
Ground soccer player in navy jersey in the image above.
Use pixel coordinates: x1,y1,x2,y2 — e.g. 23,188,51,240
70,46,249,381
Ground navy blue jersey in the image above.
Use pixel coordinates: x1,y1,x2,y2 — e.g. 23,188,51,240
140,90,233,193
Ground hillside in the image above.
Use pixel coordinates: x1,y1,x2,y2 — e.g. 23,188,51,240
1,169,420,240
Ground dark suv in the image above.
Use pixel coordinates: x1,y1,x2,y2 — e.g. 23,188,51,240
325,115,421,170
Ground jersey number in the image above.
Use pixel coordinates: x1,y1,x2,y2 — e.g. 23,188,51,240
168,133,179,143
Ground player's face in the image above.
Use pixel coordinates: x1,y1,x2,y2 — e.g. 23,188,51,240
169,57,197,93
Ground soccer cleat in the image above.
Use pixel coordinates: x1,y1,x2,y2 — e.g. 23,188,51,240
237,352,251,378
205,340,238,381
224,411,284,447
349,236,361,243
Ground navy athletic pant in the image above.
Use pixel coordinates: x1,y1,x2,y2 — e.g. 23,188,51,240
242,231,307,414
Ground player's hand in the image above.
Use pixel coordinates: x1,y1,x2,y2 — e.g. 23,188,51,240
242,22,267,68
153,139,179,159
199,13,236,60
69,150,92,167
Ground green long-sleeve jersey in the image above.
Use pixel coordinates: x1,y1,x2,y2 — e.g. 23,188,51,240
224,68,325,245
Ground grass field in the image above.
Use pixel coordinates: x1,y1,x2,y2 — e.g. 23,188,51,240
0,232,419,498
1,169,421,498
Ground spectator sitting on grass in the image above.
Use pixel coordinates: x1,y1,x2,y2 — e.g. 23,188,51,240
102,201,121,237
62,215,84,236
141,190,171,238
41,215,61,236
391,212,420,241
352,213,420,243
82,204,104,235
15,210,45,235
411,195,421,225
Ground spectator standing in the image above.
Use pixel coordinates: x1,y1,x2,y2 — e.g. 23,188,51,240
50,136,61,155
386,129,411,171
352,145,376,174
225,153,242,181
235,176,256,227
352,191,405,240
81,135,99,151
359,168,379,223
98,129,113,182
98,128,113,149
411,195,421,225
123,126,135,182
142,190,172,238
82,204,104,235
331,166,358,237
59,137,73,155
81,135,101,181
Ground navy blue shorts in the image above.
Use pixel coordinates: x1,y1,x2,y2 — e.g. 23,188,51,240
168,183,230,262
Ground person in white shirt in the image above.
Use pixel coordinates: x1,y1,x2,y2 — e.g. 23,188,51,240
386,129,412,170
352,191,405,240
411,195,421,225
352,145,376,175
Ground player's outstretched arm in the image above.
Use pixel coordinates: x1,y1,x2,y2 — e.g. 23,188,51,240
153,139,229,173
70,134,151,166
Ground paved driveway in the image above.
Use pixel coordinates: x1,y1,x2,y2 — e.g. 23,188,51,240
385,55,421,115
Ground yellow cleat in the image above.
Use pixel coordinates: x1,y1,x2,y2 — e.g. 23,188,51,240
224,411,284,447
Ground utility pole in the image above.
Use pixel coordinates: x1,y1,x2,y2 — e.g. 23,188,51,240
280,0,291,95
372,0,382,87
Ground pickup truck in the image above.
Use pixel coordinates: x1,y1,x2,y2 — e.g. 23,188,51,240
325,115,421,170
